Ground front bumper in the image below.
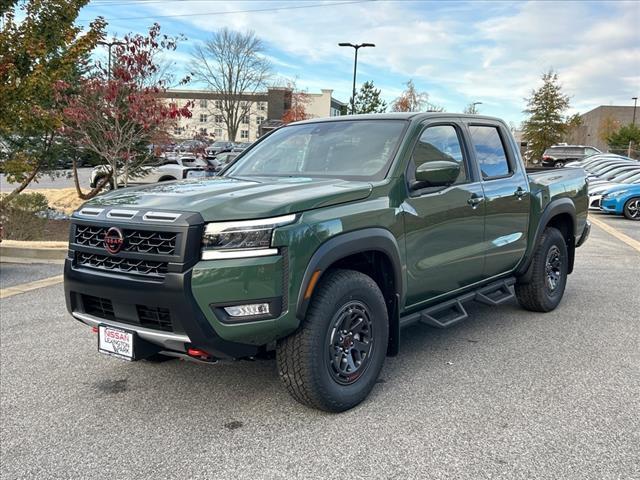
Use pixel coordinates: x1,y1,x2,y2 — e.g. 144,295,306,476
600,197,623,214
588,195,602,210
65,260,260,359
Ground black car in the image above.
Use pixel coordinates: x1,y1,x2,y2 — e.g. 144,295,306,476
542,145,601,168
205,141,235,159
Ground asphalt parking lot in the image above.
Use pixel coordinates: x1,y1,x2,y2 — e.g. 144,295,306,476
1,214,639,480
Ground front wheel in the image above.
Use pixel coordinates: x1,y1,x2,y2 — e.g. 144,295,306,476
554,161,565,168
623,197,640,220
277,269,388,412
515,227,568,312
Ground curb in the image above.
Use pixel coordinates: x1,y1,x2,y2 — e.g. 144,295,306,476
0,245,67,262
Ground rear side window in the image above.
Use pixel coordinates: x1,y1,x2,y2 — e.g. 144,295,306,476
412,125,467,184
469,125,511,179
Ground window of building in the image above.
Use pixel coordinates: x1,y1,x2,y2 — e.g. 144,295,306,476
199,114,207,123
258,102,266,111
468,125,511,179
215,115,224,123
256,116,265,125
241,115,249,125
240,130,249,139
214,128,223,138
199,128,207,135
215,100,222,109
173,126,182,136
412,125,467,185
199,99,207,108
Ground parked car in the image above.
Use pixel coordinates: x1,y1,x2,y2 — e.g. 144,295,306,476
65,113,589,411
601,184,640,220
565,153,624,168
205,141,235,159
541,145,601,168
89,156,206,190
231,142,252,152
209,151,239,172
588,171,640,209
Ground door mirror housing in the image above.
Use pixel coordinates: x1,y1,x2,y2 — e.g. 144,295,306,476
412,160,460,189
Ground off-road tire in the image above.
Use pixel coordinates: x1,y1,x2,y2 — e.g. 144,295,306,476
515,227,568,312
276,269,388,412
623,197,640,220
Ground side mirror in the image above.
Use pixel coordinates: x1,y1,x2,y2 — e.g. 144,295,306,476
412,160,460,189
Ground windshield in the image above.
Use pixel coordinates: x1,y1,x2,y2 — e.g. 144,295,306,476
226,120,407,181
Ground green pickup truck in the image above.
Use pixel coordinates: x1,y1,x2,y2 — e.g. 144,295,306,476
64,113,590,411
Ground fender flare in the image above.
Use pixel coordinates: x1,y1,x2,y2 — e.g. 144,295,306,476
295,228,404,356
296,228,404,318
516,197,577,281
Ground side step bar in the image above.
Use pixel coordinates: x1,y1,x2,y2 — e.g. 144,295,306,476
399,277,516,329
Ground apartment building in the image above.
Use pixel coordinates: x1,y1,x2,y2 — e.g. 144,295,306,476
160,87,345,142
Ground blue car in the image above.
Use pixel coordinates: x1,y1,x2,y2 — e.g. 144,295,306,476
600,183,640,220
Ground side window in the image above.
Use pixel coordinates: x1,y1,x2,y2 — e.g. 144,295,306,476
412,125,467,184
468,125,511,179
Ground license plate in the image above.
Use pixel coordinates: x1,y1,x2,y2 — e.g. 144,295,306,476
98,325,134,361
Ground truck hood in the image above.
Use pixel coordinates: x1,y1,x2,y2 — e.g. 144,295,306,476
84,176,373,221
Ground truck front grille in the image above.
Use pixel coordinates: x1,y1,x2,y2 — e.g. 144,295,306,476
83,295,115,320
136,305,173,332
75,225,177,255
81,295,174,332
76,252,169,277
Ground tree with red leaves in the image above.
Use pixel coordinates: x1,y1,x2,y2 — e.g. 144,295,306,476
57,23,192,198
281,79,311,124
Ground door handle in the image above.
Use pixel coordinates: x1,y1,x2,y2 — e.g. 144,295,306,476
467,194,484,208
514,187,526,199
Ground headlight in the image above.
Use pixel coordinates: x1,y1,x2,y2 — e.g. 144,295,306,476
202,214,296,260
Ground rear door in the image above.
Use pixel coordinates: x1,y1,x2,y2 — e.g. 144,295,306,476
464,121,530,278
403,120,486,307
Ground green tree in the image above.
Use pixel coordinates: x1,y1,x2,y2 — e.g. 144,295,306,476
521,70,571,163
0,0,105,207
607,124,640,159
351,81,387,114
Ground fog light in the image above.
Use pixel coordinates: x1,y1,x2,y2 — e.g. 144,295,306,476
224,303,270,317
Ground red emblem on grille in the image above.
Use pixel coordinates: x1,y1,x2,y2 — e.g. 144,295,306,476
104,227,124,254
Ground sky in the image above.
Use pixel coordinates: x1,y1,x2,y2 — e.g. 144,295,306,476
76,0,640,126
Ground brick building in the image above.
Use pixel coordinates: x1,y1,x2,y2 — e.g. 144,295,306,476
159,88,345,142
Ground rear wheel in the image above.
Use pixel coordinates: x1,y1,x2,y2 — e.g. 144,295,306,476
554,161,565,168
623,197,640,220
277,269,388,412
515,227,568,312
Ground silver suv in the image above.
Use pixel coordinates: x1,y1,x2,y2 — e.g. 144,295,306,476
542,145,601,168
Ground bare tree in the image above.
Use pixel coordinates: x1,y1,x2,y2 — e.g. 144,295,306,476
191,29,271,141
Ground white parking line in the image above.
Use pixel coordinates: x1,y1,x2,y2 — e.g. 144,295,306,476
590,216,640,253
0,274,64,299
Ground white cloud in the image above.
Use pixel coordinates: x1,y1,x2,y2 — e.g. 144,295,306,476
118,0,640,122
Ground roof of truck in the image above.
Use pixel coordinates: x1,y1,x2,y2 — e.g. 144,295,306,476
292,112,505,124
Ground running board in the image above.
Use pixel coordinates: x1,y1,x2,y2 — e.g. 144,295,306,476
400,277,516,329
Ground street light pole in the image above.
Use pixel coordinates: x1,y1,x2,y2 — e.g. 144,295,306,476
472,101,482,114
338,42,375,114
632,97,638,126
97,40,125,80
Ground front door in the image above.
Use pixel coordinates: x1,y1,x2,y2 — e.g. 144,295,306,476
403,122,486,309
